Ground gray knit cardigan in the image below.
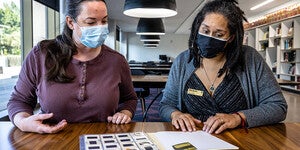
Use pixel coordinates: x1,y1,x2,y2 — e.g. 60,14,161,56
159,45,287,128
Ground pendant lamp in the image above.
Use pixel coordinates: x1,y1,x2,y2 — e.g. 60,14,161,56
123,0,177,18
144,41,159,46
140,35,160,41
144,45,158,48
136,18,165,35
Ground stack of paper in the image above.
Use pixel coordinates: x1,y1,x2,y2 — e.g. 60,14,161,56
148,131,239,150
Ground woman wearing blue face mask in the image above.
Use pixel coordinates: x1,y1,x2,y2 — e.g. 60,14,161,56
159,0,287,134
7,0,138,134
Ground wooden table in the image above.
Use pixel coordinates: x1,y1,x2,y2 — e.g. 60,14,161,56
132,75,168,121
131,76,300,86
1,121,299,150
131,75,168,92
130,67,171,71
130,66,171,75
131,75,168,84
277,78,300,86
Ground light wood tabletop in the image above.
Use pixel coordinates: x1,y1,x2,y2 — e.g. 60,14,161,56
1,121,300,150
130,67,171,71
131,75,300,86
131,75,168,83
276,78,300,85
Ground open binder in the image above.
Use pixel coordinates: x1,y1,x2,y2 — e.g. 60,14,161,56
80,131,238,150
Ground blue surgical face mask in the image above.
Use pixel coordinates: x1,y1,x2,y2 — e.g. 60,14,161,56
79,24,109,48
196,32,228,58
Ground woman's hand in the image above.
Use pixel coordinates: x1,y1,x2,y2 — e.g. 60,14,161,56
202,113,242,134
107,110,132,124
13,112,67,134
171,111,202,132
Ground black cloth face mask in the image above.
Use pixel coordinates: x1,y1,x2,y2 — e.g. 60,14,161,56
196,32,228,58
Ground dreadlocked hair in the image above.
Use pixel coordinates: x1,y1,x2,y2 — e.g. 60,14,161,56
188,0,248,76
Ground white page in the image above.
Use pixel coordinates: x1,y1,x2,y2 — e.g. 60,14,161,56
149,131,238,150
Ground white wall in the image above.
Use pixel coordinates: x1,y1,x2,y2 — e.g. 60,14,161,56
105,19,116,50
127,33,189,62
119,30,128,59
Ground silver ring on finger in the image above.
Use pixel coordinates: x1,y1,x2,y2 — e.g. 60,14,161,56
220,118,224,124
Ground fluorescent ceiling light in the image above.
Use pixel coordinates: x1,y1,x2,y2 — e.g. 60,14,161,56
250,0,274,10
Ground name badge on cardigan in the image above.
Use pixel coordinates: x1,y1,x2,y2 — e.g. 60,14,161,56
187,88,203,96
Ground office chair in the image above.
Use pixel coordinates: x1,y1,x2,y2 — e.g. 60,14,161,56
135,88,150,116
130,69,150,117
146,61,156,67
131,69,146,75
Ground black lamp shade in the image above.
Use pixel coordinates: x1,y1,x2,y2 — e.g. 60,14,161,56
137,18,165,35
144,45,158,48
124,0,177,18
144,41,159,45
140,35,160,41
34,0,59,11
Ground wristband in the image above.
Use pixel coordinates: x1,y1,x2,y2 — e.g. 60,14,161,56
234,112,248,133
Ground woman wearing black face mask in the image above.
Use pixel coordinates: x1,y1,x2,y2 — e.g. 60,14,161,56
159,0,287,134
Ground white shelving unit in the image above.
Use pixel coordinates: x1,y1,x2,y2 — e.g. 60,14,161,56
256,26,269,60
245,16,300,92
244,29,256,48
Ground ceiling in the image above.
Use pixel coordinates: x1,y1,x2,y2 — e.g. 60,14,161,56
105,0,295,34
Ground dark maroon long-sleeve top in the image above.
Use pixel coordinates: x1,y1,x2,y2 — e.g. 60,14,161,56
7,44,138,123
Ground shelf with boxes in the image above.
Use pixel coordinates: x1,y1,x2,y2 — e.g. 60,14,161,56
244,16,300,92
278,17,300,91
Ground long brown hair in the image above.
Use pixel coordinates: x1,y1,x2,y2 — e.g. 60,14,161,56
39,0,106,83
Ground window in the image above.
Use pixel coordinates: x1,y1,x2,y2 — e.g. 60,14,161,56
0,0,21,113
33,1,47,45
0,0,59,118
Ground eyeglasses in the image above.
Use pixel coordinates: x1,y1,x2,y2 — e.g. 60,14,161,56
198,32,229,41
